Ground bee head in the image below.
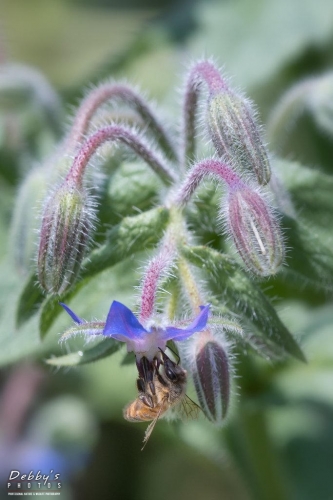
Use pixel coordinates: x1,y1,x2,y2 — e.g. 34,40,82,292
161,351,187,383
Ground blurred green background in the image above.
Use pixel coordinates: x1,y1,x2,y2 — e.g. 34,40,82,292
1,0,333,499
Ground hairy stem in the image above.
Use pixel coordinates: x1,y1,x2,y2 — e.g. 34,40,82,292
178,257,204,314
182,61,226,167
174,158,243,207
66,124,177,187
65,82,177,160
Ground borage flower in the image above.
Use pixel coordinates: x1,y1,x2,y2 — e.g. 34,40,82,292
60,300,210,361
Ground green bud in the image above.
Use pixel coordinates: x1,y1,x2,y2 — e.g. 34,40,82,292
37,180,96,294
207,92,271,185
10,153,74,275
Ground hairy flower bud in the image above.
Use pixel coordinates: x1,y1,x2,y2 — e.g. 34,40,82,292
225,185,284,276
181,328,232,424
207,91,271,185
37,180,96,294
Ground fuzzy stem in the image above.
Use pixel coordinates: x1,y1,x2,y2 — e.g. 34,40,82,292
182,78,199,168
182,61,227,167
139,208,189,323
165,280,181,321
65,82,177,160
177,257,203,314
139,210,183,323
66,124,177,187
139,242,175,324
174,158,244,207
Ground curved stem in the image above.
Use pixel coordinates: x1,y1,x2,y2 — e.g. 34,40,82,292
65,82,177,161
182,61,227,168
139,207,202,323
139,209,182,323
66,124,177,187
177,257,204,314
173,158,243,207
139,239,175,324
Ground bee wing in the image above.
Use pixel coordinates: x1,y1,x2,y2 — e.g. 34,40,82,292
177,395,201,421
141,400,165,451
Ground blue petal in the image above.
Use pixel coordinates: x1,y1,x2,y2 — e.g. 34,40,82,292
162,304,210,341
103,301,148,341
60,302,83,324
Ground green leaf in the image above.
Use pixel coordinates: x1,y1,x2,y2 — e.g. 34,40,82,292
97,160,160,229
282,215,333,292
209,307,285,360
38,206,169,338
46,337,120,367
81,207,169,279
181,245,305,362
16,272,44,328
121,351,136,366
277,158,333,245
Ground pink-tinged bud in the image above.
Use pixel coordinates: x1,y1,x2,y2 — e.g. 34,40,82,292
37,180,96,294
183,60,271,183
181,328,232,424
207,91,271,185
225,185,284,276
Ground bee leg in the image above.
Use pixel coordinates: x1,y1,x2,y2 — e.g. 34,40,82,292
155,370,168,387
136,356,157,400
141,357,156,395
136,377,146,393
153,354,162,371
159,346,180,365
136,376,154,407
136,356,146,379
139,392,154,408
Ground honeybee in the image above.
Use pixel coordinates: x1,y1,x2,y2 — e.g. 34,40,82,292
123,350,200,449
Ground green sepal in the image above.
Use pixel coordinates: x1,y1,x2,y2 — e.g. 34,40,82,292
181,245,305,362
121,351,136,365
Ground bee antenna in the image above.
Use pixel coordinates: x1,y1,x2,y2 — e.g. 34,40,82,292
166,345,180,364
159,346,180,365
